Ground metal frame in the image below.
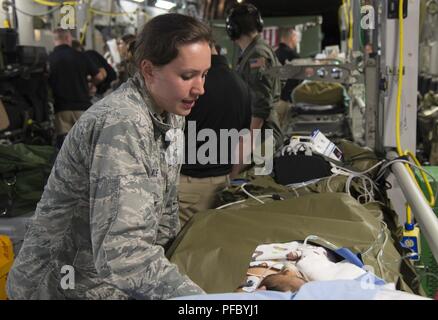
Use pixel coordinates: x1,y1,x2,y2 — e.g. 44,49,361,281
264,61,362,85
389,152,438,263
266,0,438,264
380,0,419,152
371,0,438,264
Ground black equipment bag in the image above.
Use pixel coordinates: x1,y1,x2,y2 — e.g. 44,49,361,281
273,153,333,186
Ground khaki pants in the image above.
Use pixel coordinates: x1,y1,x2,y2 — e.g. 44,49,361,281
274,100,292,131
178,174,230,227
55,110,84,135
0,99,10,130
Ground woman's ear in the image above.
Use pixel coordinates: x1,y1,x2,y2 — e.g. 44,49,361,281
140,60,154,82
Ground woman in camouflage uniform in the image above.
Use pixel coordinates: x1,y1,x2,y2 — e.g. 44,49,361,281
7,14,212,300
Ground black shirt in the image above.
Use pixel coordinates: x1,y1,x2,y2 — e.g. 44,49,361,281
84,50,117,95
275,42,301,102
181,55,252,178
48,44,99,112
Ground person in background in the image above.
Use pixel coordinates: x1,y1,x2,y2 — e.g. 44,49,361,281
48,29,106,149
103,43,116,70
72,40,117,100
275,27,300,72
275,27,302,129
225,3,283,178
178,44,252,227
116,33,136,85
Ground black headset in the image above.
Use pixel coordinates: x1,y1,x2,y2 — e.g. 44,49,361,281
225,3,264,40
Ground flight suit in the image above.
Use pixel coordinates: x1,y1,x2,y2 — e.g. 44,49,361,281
235,35,283,151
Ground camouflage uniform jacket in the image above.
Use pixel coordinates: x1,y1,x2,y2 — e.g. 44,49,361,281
6,73,205,300
236,35,283,149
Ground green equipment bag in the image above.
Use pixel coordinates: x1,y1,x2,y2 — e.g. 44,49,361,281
0,143,56,217
292,81,346,107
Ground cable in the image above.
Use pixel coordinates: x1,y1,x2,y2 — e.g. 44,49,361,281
376,159,436,183
406,150,435,206
240,183,265,204
348,153,383,162
376,221,388,277
327,159,386,204
361,221,385,257
89,0,138,17
89,7,138,17
393,0,435,227
340,0,353,54
413,270,438,284
326,173,338,193
341,0,349,32
79,18,89,45
288,187,300,198
361,220,388,277
33,0,77,6
345,173,379,203
215,200,246,210
332,159,386,176
303,235,339,251
8,2,62,17
285,177,326,193
381,252,419,267
341,0,352,54
281,142,311,156
281,140,381,199
32,0,135,17
375,159,438,206
348,0,353,52
215,195,276,210
377,158,438,210
285,175,338,194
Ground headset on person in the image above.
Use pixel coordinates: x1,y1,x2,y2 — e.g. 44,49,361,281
225,3,264,40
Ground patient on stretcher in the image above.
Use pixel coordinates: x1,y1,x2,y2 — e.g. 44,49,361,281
237,241,369,293
234,241,429,299
173,240,430,299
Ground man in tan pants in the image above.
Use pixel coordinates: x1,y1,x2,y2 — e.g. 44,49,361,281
178,46,252,227
179,174,230,225
48,28,106,148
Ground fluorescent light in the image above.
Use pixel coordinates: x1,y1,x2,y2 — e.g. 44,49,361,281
34,29,41,42
155,0,176,10
132,0,145,2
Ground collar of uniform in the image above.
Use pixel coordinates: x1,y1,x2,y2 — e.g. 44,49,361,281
241,34,263,57
132,72,177,144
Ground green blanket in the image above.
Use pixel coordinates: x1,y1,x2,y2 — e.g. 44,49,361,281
168,140,424,295
168,193,421,294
